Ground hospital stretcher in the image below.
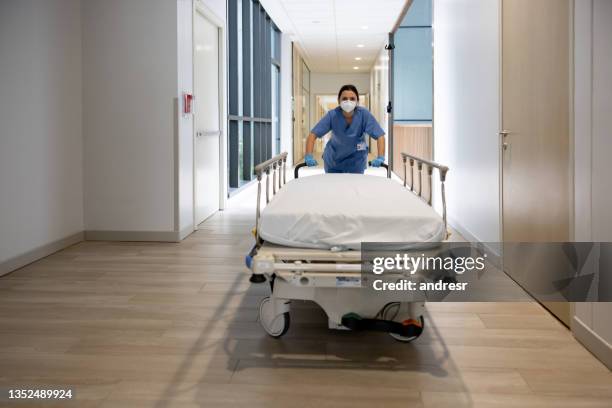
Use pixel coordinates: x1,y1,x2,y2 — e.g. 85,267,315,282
246,151,450,342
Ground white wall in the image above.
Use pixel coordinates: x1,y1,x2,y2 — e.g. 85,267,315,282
177,0,195,235
0,0,84,265
309,72,371,130
82,0,178,233
433,0,501,246
573,0,612,369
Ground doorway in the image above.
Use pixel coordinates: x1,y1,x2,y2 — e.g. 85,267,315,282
501,0,572,325
193,6,223,225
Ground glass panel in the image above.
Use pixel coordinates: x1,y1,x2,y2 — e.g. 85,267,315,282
242,121,253,181
301,61,310,90
242,0,251,116
272,65,280,154
254,122,262,165
252,2,260,119
393,27,432,121
272,28,281,61
228,120,239,188
270,25,275,59
265,16,271,121
238,118,243,182
228,0,239,115
400,0,432,26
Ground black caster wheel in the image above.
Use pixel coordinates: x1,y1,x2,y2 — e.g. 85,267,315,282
381,303,425,343
249,273,266,283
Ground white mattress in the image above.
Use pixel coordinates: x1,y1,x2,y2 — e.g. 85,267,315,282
258,174,446,250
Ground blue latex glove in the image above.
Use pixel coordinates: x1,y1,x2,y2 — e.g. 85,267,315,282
305,154,318,167
371,155,385,168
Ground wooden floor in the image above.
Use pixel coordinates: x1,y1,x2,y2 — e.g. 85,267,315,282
1,185,611,407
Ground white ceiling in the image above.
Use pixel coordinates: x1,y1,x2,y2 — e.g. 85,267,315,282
260,0,407,73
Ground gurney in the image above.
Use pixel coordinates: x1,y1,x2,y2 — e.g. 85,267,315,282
246,152,450,342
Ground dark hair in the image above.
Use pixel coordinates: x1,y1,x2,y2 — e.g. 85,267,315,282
337,84,359,101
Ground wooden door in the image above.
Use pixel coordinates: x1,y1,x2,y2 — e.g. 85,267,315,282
501,0,571,325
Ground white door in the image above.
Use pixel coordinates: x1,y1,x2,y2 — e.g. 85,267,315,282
194,10,221,225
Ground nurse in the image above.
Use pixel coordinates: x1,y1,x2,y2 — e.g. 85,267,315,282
304,84,386,174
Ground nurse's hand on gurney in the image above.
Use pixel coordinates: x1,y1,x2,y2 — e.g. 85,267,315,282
305,154,318,167
371,155,385,168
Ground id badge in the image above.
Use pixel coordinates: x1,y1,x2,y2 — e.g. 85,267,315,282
356,141,367,151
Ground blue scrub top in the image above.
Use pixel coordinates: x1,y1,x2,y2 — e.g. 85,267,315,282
311,106,385,174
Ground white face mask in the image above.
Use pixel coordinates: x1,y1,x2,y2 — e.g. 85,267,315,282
340,100,357,113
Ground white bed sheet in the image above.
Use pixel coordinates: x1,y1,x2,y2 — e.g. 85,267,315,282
258,174,446,250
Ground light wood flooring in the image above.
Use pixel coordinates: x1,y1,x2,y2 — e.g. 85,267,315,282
0,184,611,407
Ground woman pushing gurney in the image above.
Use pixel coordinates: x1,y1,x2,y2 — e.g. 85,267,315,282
245,86,450,342
304,84,386,174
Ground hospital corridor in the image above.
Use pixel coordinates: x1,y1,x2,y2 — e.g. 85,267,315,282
1,0,611,407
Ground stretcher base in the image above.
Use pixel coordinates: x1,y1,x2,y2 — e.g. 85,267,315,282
258,280,426,341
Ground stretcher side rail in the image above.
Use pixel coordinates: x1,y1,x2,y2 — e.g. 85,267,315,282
400,152,449,237
254,152,288,244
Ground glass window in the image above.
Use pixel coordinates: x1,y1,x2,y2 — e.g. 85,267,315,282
393,0,432,123
400,0,432,26
394,27,432,121
228,0,281,191
272,64,280,154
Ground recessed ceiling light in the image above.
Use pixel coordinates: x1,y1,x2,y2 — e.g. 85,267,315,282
361,25,369,30
357,44,365,48
353,66,360,70
355,57,362,61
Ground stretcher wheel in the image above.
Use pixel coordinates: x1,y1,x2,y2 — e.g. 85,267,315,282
249,273,266,283
259,297,290,338
381,303,424,343
389,316,424,343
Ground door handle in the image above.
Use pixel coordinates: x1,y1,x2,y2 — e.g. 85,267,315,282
500,130,513,151
196,130,222,137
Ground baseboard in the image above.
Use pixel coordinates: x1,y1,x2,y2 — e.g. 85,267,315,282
85,227,195,242
178,224,195,240
0,231,84,277
0,226,196,277
447,215,502,267
85,229,185,242
573,315,612,370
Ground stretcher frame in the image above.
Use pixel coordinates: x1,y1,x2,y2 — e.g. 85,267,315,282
247,152,450,340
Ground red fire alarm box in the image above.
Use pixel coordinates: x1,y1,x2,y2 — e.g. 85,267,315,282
183,93,193,114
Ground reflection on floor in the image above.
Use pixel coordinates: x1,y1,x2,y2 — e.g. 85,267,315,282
0,183,611,408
